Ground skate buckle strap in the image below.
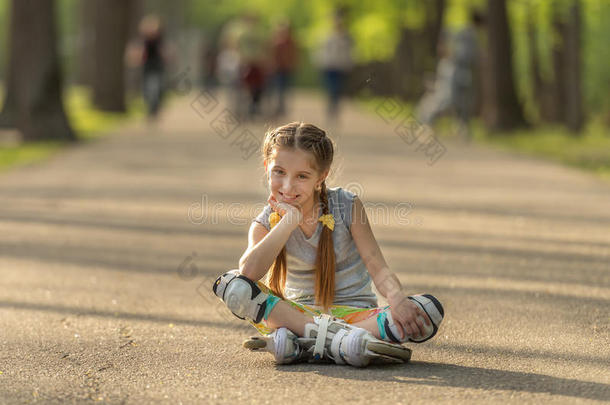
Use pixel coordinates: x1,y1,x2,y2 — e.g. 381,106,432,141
313,314,331,361
330,328,348,365
273,328,287,361
250,291,270,323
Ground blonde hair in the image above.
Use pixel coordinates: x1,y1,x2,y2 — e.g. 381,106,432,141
262,122,336,311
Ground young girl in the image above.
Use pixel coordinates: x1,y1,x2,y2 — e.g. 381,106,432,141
213,122,444,367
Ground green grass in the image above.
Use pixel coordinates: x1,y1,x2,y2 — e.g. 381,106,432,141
471,120,610,180
358,96,610,180
0,141,65,171
0,86,144,173
66,87,145,140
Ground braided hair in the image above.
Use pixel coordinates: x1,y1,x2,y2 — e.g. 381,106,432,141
262,122,336,311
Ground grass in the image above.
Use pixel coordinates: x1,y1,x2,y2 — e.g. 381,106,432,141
471,120,610,180
66,87,145,141
3,90,609,179
0,86,144,173
358,95,610,180
0,141,65,170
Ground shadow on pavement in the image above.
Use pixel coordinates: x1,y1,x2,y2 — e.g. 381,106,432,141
283,361,609,401
0,300,255,334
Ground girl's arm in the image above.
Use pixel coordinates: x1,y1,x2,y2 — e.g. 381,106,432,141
239,211,299,282
350,196,431,338
349,196,404,300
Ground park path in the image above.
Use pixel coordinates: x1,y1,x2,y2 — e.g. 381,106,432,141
0,90,609,404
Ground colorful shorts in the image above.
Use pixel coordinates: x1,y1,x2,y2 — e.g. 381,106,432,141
249,281,390,336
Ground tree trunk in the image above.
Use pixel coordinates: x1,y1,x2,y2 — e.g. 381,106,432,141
0,0,75,142
483,0,527,131
551,10,567,123
392,28,418,99
530,8,558,122
424,0,446,60
76,0,96,86
92,0,131,112
563,0,584,133
391,0,446,101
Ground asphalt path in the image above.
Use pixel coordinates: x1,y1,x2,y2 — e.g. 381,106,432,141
1,91,608,404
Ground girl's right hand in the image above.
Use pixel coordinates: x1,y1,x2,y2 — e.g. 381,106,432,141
268,194,303,227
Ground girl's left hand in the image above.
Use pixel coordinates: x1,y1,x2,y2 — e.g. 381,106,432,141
388,292,431,340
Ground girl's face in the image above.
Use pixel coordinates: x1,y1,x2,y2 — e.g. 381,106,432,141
265,147,327,207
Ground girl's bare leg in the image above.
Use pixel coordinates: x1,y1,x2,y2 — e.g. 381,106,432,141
264,301,314,336
265,301,385,340
352,316,382,339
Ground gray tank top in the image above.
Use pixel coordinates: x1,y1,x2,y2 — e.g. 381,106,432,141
253,187,378,308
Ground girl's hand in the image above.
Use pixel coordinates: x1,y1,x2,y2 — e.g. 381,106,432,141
267,194,303,227
388,292,432,340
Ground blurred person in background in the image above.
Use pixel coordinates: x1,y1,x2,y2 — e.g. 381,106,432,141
315,9,353,121
415,32,455,127
238,13,268,119
270,19,299,117
217,17,245,117
217,14,268,120
201,35,219,93
450,10,483,139
416,10,483,140
128,15,169,122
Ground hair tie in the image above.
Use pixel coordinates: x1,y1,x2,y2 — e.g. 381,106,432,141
318,214,335,231
269,211,334,231
269,211,281,229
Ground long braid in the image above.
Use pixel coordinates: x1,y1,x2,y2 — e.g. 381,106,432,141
266,246,286,299
314,181,336,311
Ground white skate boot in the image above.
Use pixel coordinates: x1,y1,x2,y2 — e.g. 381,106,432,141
242,315,412,367
243,327,308,365
298,314,411,367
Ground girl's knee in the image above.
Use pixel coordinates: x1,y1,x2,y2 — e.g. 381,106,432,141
211,269,277,323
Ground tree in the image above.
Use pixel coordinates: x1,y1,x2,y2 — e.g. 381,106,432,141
529,0,583,132
350,0,446,100
423,0,446,61
0,0,75,142
529,6,560,123
563,0,584,132
482,0,527,131
92,0,131,112
76,1,96,86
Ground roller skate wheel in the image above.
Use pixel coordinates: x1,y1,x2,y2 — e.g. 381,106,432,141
367,342,412,363
243,336,267,351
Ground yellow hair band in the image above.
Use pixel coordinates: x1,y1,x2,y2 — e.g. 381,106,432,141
269,211,281,229
268,211,335,231
317,214,335,231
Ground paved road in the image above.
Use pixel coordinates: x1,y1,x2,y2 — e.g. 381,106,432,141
1,91,609,404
